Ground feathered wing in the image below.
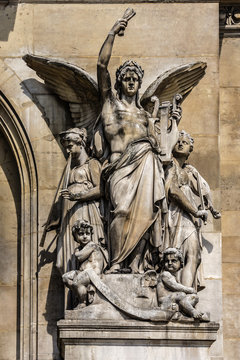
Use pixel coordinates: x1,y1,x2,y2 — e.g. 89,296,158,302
23,54,101,139
140,62,207,114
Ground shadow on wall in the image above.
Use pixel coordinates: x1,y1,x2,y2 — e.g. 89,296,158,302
0,3,18,41
21,78,73,148
20,77,70,359
0,130,21,359
38,241,65,360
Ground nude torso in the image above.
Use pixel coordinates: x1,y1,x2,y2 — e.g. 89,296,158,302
78,243,104,275
102,98,149,162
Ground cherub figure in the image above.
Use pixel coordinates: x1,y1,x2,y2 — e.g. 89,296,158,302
157,248,209,321
24,8,207,275
62,220,107,308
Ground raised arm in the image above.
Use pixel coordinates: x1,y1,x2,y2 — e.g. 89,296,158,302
97,18,127,102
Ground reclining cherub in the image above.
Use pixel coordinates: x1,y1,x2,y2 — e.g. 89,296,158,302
157,248,209,321
62,219,107,308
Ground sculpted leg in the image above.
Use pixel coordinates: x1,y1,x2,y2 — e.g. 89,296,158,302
128,238,146,273
72,271,91,308
181,232,201,287
62,270,77,288
179,294,199,317
108,211,129,272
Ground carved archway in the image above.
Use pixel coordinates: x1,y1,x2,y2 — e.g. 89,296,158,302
0,91,38,360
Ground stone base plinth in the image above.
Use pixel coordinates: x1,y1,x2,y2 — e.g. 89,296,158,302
58,319,219,360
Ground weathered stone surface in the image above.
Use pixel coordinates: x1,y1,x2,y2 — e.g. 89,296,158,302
0,331,17,360
58,319,219,360
0,2,224,359
202,233,222,279
198,279,222,323
220,38,240,87
189,135,219,188
223,294,240,338
33,4,218,58
222,236,240,263
222,211,240,237
220,33,240,360
220,88,240,162
222,263,240,295
223,339,240,360
0,4,33,57
221,160,240,211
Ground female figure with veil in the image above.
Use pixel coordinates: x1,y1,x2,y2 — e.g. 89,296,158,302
55,128,104,275
24,8,207,275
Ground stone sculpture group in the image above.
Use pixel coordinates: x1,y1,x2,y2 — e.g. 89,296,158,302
24,8,220,322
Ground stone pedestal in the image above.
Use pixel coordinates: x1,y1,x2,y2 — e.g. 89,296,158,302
58,319,219,360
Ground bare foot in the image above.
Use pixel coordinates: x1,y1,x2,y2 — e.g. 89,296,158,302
192,309,203,319
200,313,210,322
105,264,121,274
171,311,181,321
74,302,87,310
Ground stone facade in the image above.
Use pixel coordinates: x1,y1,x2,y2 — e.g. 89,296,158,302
0,1,239,359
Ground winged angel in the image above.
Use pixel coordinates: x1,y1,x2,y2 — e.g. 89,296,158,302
24,9,207,275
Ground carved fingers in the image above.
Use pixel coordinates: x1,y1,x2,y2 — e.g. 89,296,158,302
210,207,221,219
196,209,208,223
60,189,76,201
171,108,182,124
110,19,128,36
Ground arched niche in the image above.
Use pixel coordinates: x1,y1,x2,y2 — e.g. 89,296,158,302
0,91,38,360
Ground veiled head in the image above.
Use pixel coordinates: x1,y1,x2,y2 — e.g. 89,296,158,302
59,127,87,157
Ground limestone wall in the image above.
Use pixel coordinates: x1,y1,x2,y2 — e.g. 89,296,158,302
0,2,227,359
220,36,240,360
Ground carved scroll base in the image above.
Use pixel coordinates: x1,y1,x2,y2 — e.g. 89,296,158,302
58,319,219,360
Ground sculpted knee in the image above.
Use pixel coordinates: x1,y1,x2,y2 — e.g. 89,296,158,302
116,208,130,218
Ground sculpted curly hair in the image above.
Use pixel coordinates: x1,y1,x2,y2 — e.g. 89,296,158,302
178,130,194,153
72,219,93,242
115,60,144,95
162,247,184,269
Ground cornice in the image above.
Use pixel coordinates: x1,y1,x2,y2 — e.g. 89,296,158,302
16,0,221,4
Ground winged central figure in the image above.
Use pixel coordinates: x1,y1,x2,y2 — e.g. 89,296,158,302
24,9,207,275
95,16,168,273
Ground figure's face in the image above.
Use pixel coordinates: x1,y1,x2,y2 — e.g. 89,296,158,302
74,226,92,246
121,70,139,97
173,135,191,158
62,135,82,158
164,254,181,274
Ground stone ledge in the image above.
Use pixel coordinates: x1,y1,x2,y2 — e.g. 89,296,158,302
19,0,221,3
58,319,219,346
220,25,240,38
